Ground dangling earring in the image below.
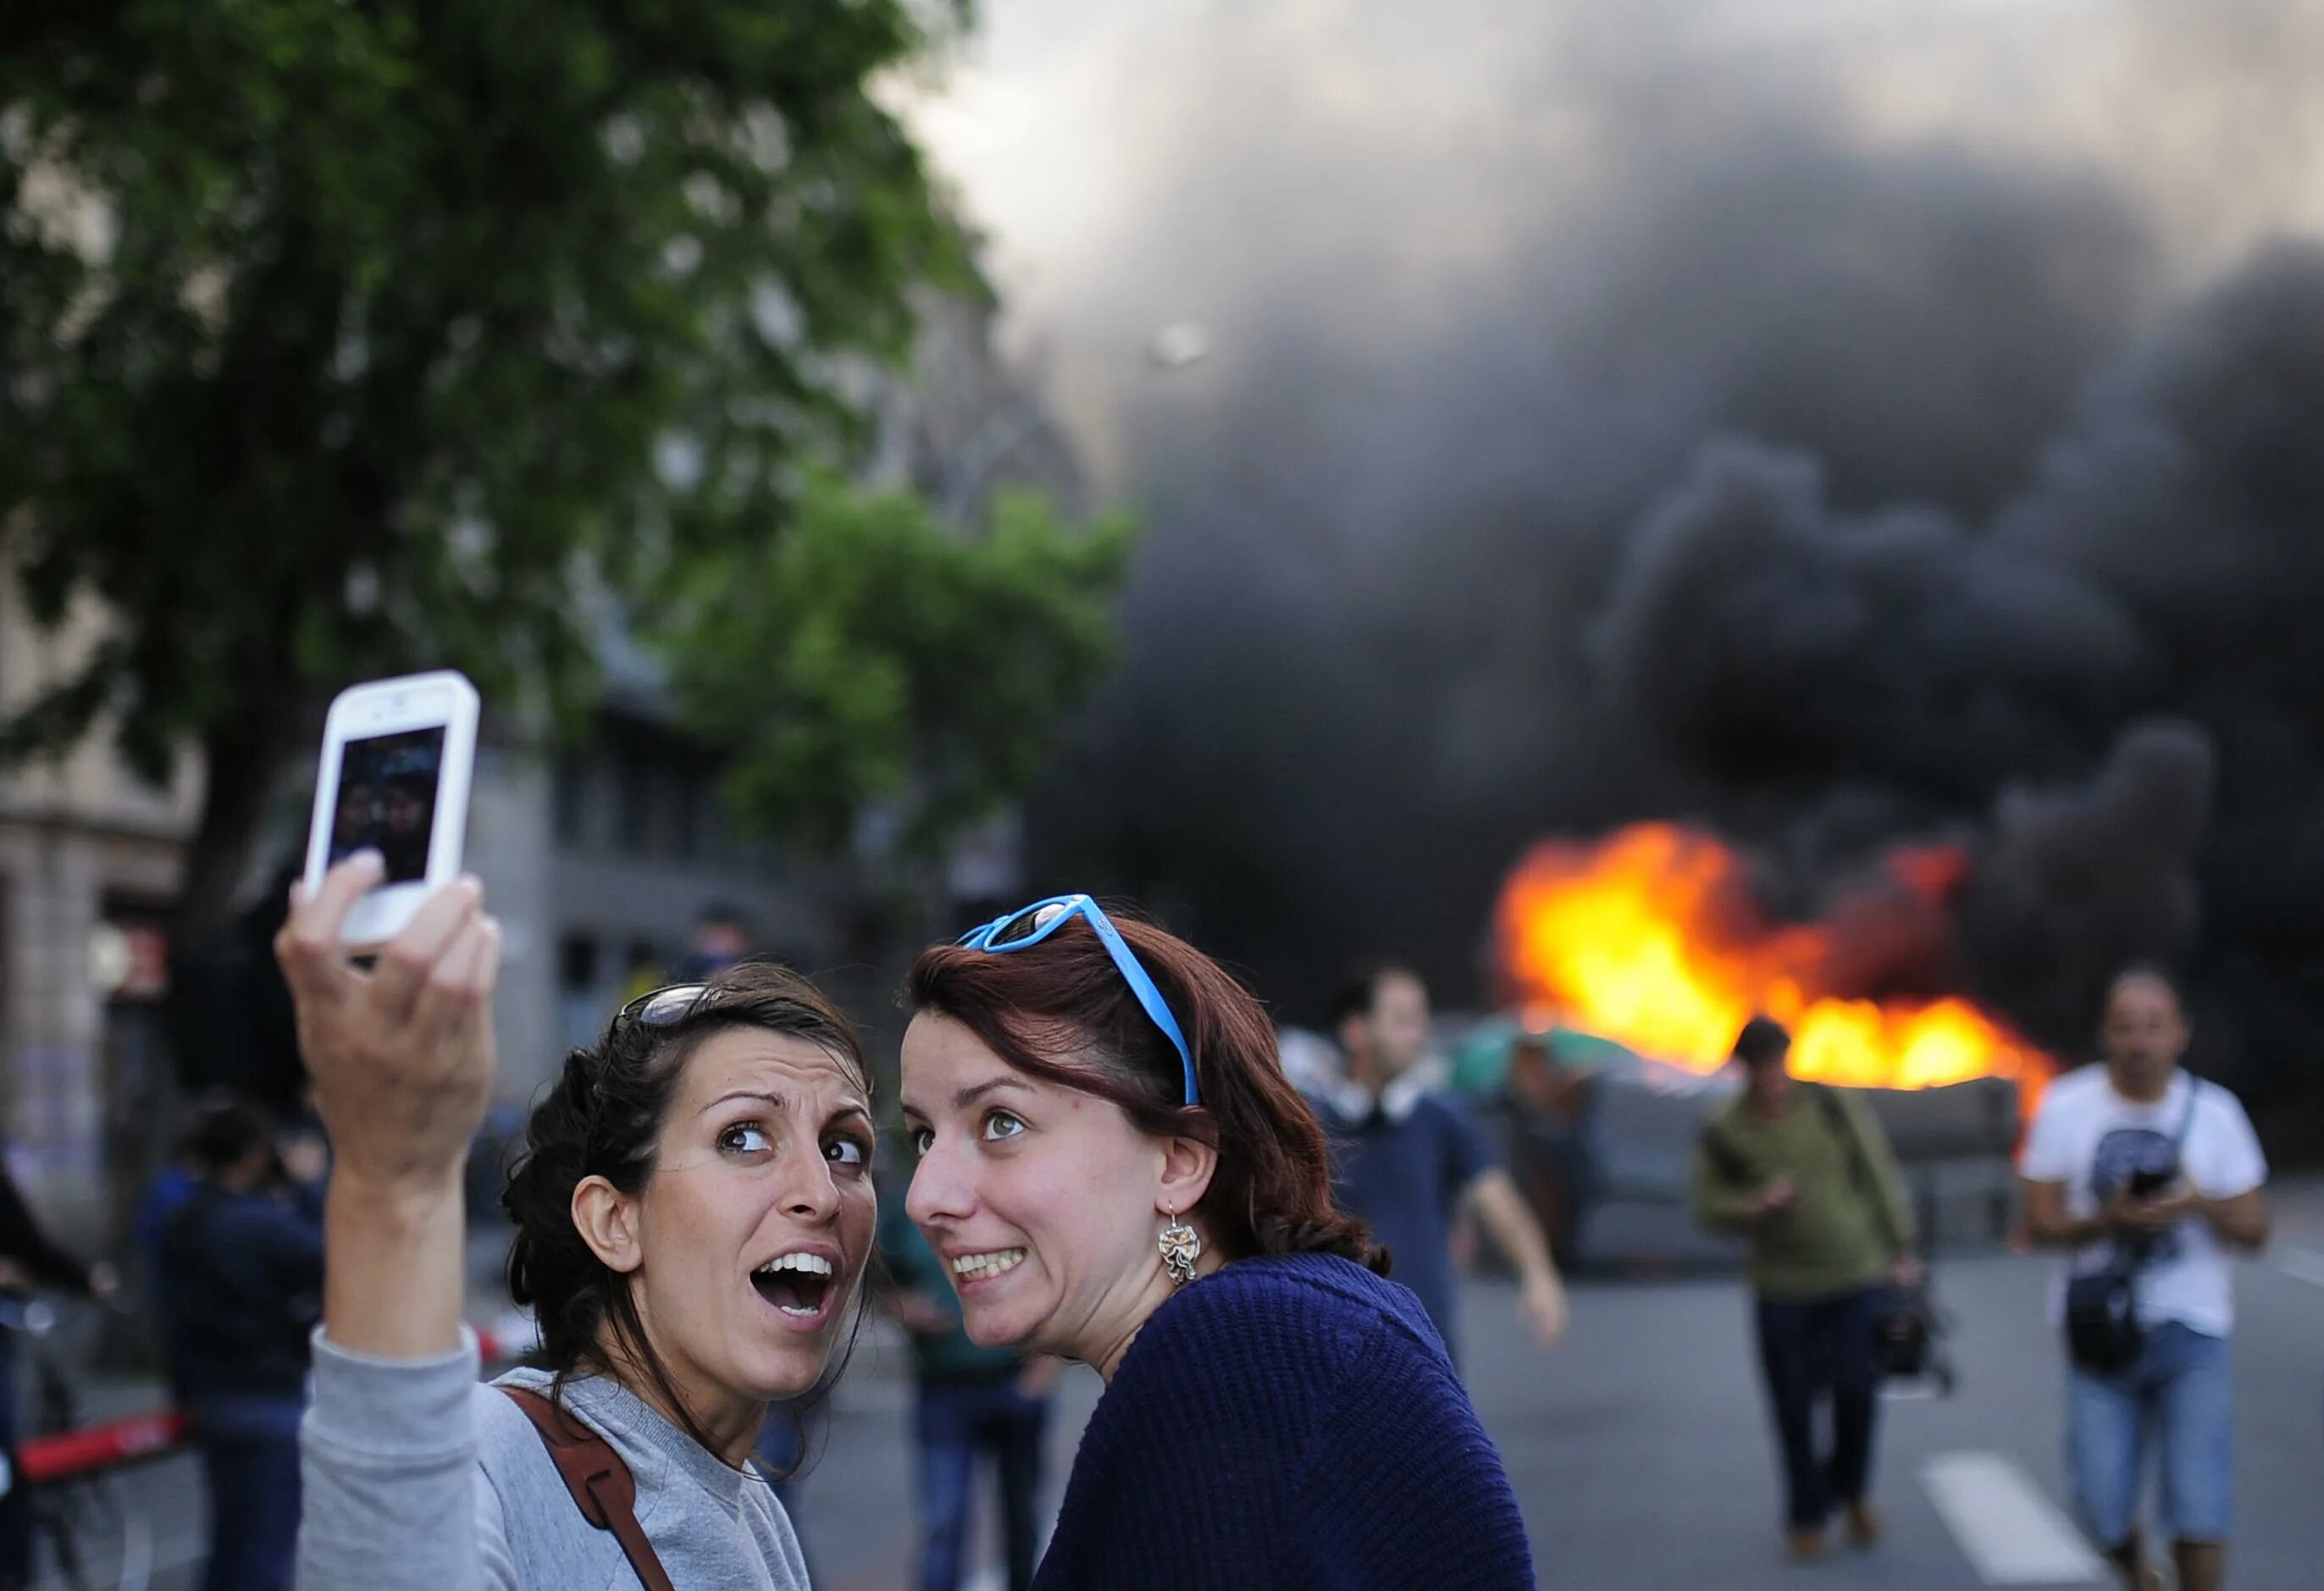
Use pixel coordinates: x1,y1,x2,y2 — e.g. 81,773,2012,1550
1158,1206,1202,1288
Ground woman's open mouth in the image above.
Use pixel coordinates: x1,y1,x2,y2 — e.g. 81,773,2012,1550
751,1251,836,1320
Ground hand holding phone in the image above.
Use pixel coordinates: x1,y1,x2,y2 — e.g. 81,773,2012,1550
302,671,480,945
274,855,501,1360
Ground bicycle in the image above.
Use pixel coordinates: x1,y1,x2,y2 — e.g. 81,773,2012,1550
0,1295,159,1591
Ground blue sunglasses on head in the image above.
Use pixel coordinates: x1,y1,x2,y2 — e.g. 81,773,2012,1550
956,893,1199,1108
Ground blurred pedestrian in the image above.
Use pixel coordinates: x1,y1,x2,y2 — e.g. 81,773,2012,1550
1312,964,1569,1362
1496,1034,1596,1268
676,902,753,982
0,1155,115,1589
160,1101,325,1591
2018,965,2268,1591
881,1190,1054,1591
1690,1015,1920,1561
134,1117,206,1312
902,896,1537,1589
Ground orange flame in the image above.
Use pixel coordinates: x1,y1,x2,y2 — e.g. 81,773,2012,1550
1496,823,2049,1099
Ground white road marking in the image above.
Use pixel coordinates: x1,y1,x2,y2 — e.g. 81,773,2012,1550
2270,1246,2324,1288
1921,1450,2105,1585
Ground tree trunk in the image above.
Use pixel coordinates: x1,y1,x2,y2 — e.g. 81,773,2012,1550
167,707,308,955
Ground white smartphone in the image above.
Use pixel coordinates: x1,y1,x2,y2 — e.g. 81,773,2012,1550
301,671,481,945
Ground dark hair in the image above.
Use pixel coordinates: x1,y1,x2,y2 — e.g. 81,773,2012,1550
1733,1015,1792,1069
1325,961,1423,1034
2105,961,2188,1014
905,908,1388,1277
502,960,872,1461
185,1100,275,1178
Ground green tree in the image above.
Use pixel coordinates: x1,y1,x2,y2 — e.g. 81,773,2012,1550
0,0,974,943
659,475,1135,859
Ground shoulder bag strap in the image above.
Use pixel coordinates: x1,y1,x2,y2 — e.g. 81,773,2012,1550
1699,1119,1753,1188
500,1386,678,1591
2171,1078,2204,1154
1812,1084,1902,1254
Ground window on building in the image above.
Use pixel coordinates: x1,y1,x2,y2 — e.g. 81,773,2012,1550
670,769,702,864
552,756,591,849
614,758,651,855
557,933,598,992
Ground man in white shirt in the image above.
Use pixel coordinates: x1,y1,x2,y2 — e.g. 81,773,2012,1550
2018,966,2269,1591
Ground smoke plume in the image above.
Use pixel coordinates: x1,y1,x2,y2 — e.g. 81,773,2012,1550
927,1,2324,1095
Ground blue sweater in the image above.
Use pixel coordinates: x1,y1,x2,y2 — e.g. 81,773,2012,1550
1035,1251,1536,1589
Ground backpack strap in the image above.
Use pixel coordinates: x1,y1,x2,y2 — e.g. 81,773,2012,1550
500,1386,677,1591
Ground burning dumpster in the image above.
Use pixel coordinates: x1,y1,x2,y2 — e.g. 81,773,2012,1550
1473,822,2045,1268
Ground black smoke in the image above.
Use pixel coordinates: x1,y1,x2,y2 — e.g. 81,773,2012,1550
994,4,2324,1108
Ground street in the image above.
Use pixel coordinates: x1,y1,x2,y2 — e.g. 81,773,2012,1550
46,1185,2324,1591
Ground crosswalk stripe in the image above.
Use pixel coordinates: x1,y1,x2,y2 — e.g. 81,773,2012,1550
1921,1450,2105,1585
2270,1246,2324,1288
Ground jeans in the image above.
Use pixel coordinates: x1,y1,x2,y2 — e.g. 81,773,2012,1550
914,1373,1048,1591
1755,1286,1884,1530
193,1396,305,1591
2067,1320,2233,1548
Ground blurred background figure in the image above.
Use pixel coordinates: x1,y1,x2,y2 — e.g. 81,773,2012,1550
0,1153,115,1590
879,1191,1054,1591
1314,964,1568,1362
1493,1033,1596,1268
677,903,754,982
159,1100,325,1591
2019,967,2268,1591
1692,1017,1921,1561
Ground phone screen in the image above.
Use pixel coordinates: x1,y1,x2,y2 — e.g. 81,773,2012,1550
327,726,449,886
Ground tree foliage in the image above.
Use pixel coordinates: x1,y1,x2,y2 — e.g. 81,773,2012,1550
659,474,1134,857
0,0,974,927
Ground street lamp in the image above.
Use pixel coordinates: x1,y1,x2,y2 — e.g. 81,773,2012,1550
938,320,1211,526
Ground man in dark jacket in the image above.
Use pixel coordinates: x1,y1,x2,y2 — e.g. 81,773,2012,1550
161,1102,324,1591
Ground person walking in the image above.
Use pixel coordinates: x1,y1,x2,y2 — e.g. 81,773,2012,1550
1311,964,1568,1362
1691,1015,1921,1561
881,1193,1054,1591
2018,965,2267,1591
900,895,1537,1589
159,1101,326,1591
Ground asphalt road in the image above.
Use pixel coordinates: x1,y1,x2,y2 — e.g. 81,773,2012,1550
40,1181,2324,1590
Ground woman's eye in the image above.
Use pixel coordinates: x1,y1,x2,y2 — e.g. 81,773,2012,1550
981,1111,1026,1143
720,1124,772,1155
825,1137,869,1168
909,1127,934,1158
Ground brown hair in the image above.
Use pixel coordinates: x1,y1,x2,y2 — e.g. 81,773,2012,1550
503,959,873,1466
904,906,1387,1276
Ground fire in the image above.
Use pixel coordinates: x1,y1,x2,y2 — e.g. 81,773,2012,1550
1496,824,2049,1098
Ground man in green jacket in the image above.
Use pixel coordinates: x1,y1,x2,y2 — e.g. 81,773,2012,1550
1691,1016,1922,1561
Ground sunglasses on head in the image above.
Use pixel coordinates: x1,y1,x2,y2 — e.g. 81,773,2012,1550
615,981,717,1032
955,893,1198,1108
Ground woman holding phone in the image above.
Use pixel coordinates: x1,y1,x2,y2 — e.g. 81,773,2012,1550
279,855,876,1589
899,895,1538,1589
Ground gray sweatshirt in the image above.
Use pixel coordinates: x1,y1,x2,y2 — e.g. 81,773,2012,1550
298,1329,810,1589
